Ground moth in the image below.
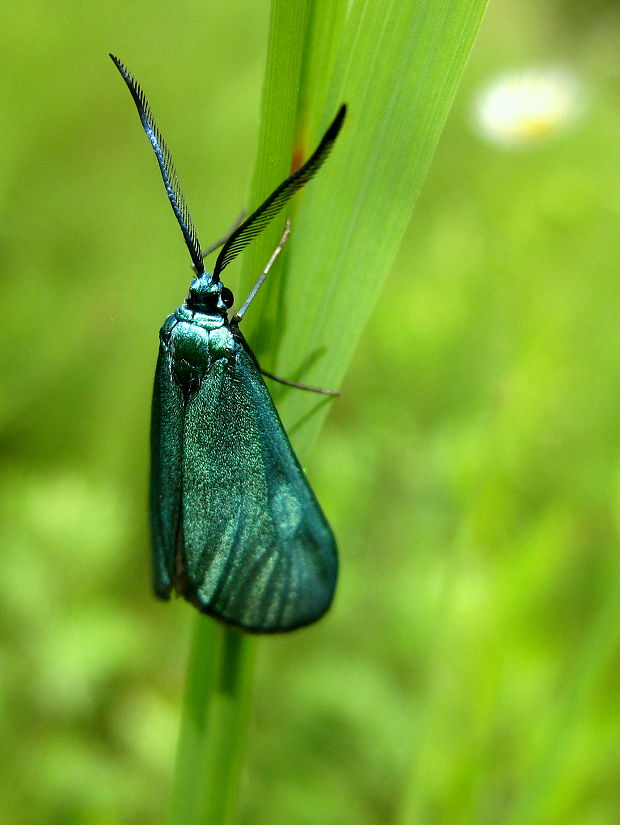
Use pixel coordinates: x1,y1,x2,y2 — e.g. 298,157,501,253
111,55,345,632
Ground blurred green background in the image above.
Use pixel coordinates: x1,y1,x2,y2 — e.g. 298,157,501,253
2,1,620,823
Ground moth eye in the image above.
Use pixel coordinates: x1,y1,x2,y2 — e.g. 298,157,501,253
221,288,234,309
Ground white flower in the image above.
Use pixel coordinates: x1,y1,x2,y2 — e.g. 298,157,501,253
473,67,584,148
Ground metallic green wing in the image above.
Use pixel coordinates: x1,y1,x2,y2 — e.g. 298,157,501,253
179,346,338,632
150,340,184,598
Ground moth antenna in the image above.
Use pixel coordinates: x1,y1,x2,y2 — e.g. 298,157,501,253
110,54,205,274
213,104,346,280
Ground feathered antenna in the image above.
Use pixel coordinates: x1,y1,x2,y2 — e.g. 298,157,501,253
110,54,204,273
213,105,347,281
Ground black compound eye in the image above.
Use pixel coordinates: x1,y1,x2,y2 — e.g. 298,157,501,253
221,287,234,309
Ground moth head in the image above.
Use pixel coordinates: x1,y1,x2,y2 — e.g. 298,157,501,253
186,275,234,314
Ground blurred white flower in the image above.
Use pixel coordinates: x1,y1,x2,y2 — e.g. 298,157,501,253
473,67,584,148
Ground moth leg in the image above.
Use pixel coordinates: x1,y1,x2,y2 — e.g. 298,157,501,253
197,209,246,267
234,218,338,396
231,219,291,323
261,369,340,397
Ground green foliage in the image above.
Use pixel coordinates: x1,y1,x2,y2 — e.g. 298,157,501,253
2,1,619,825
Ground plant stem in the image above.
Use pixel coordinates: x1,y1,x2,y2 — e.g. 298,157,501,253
199,629,257,825
166,617,220,825
166,620,257,825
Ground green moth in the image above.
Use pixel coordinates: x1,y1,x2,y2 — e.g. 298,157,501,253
110,55,345,632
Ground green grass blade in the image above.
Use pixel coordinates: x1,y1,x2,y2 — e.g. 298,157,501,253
298,0,348,144
166,623,256,825
249,0,488,453
198,629,257,825
237,0,311,364
166,618,220,825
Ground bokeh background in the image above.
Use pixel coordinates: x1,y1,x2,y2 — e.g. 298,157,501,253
2,1,620,823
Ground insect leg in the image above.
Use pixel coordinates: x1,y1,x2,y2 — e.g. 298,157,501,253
198,209,246,266
261,369,340,397
231,219,291,323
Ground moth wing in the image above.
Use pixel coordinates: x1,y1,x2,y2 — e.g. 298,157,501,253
181,347,338,632
150,342,184,598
